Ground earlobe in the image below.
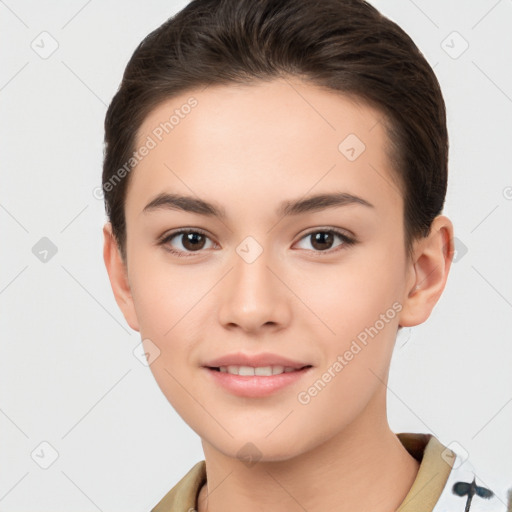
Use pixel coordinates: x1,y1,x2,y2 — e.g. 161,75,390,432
399,215,454,327
102,222,140,332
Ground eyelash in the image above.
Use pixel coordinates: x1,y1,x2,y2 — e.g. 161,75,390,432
158,228,357,258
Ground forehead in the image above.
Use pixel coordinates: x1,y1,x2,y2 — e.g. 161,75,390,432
128,78,401,218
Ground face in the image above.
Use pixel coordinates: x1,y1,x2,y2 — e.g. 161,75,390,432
108,78,425,461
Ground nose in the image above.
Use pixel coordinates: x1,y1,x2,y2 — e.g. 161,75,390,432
217,246,291,334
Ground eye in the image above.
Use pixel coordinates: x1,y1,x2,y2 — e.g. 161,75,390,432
294,228,355,254
159,227,356,258
159,229,216,257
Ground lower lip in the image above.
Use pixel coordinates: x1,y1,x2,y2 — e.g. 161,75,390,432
203,366,313,398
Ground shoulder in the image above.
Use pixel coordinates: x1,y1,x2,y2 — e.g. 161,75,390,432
432,450,511,512
396,432,511,512
151,460,206,512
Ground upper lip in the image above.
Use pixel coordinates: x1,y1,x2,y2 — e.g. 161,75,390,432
202,352,312,369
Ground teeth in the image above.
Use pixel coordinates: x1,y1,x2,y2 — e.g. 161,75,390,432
218,365,300,376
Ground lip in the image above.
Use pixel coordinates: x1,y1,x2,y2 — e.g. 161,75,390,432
203,366,313,398
201,351,313,398
202,351,311,370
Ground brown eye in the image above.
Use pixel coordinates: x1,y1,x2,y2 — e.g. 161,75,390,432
160,229,215,256
295,229,355,253
310,231,335,251
180,232,207,251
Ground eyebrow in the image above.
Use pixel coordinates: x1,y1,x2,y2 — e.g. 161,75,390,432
141,191,374,218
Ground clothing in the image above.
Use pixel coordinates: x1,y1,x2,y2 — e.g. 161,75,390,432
151,432,510,511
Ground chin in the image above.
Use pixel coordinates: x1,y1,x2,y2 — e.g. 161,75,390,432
203,433,310,464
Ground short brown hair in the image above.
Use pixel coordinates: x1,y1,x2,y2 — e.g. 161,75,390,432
102,0,448,262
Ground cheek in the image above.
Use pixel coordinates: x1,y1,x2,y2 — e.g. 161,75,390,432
292,252,404,337
127,252,191,336
127,258,211,380
128,264,203,414
290,248,404,401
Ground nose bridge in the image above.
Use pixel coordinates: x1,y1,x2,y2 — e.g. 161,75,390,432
231,238,275,306
217,237,289,331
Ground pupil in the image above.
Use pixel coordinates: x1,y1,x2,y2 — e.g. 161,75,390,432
183,232,205,251
312,232,333,251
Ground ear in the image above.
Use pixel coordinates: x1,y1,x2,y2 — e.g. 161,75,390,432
102,222,140,332
399,215,454,327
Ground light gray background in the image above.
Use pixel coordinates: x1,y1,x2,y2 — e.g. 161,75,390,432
1,0,511,510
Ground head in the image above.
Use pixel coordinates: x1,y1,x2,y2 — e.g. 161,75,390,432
103,0,454,462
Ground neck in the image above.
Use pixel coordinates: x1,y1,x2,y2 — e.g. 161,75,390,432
197,388,420,512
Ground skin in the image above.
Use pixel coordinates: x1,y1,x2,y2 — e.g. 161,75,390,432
103,78,454,512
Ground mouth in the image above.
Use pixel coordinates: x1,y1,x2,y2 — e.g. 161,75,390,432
203,364,314,398
206,365,313,376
